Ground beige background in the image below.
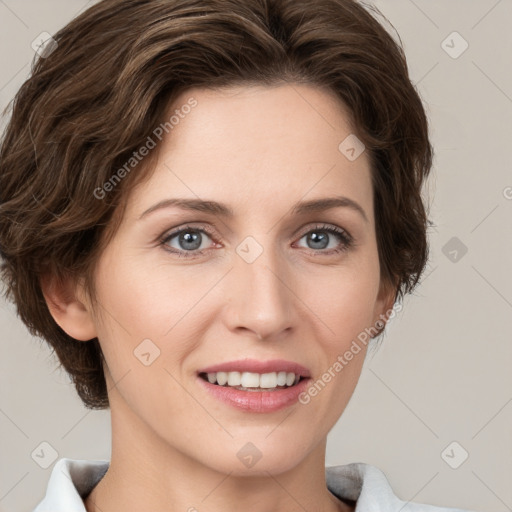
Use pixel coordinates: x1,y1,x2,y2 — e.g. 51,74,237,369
0,1,511,511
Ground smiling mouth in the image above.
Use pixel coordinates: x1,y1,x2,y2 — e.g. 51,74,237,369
198,372,307,391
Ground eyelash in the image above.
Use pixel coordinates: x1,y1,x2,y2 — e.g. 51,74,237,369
159,223,354,259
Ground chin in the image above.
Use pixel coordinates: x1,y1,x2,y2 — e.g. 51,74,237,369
196,436,312,477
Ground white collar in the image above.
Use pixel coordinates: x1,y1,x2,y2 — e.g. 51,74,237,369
33,458,472,512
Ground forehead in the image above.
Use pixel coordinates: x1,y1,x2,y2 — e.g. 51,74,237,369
125,83,373,222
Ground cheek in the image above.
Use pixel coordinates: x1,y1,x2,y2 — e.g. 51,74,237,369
327,279,377,338
304,256,381,345
93,252,180,334
91,253,210,376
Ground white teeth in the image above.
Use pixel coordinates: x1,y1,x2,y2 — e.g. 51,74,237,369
227,371,241,386
259,372,276,388
241,372,260,387
276,371,287,386
216,371,228,385
203,371,301,389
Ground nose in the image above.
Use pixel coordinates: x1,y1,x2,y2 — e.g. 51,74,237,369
223,236,297,341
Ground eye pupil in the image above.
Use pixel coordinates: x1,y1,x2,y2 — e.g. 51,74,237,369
308,231,328,249
180,230,202,250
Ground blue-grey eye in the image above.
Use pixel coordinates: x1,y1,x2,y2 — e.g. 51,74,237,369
163,228,212,252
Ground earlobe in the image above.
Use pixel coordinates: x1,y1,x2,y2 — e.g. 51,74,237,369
40,274,97,341
373,277,398,334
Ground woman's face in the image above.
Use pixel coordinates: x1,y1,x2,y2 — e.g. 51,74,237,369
83,83,394,475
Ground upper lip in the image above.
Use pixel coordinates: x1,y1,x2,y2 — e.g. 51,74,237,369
198,359,311,378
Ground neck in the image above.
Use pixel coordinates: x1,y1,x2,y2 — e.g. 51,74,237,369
83,404,354,512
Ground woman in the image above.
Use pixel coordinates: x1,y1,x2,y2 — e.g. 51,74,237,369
0,0,475,510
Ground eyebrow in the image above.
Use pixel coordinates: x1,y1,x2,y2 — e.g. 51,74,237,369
138,195,369,223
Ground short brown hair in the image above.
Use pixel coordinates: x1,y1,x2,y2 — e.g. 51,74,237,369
0,0,433,409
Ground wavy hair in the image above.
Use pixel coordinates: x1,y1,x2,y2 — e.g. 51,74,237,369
0,0,433,409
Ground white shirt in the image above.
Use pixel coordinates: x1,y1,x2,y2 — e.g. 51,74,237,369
32,458,474,512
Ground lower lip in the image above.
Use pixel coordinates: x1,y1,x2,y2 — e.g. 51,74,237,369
197,375,311,413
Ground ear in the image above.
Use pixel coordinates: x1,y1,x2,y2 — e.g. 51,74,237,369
372,276,398,334
40,273,97,341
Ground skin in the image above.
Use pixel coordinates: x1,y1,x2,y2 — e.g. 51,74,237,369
43,83,396,512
